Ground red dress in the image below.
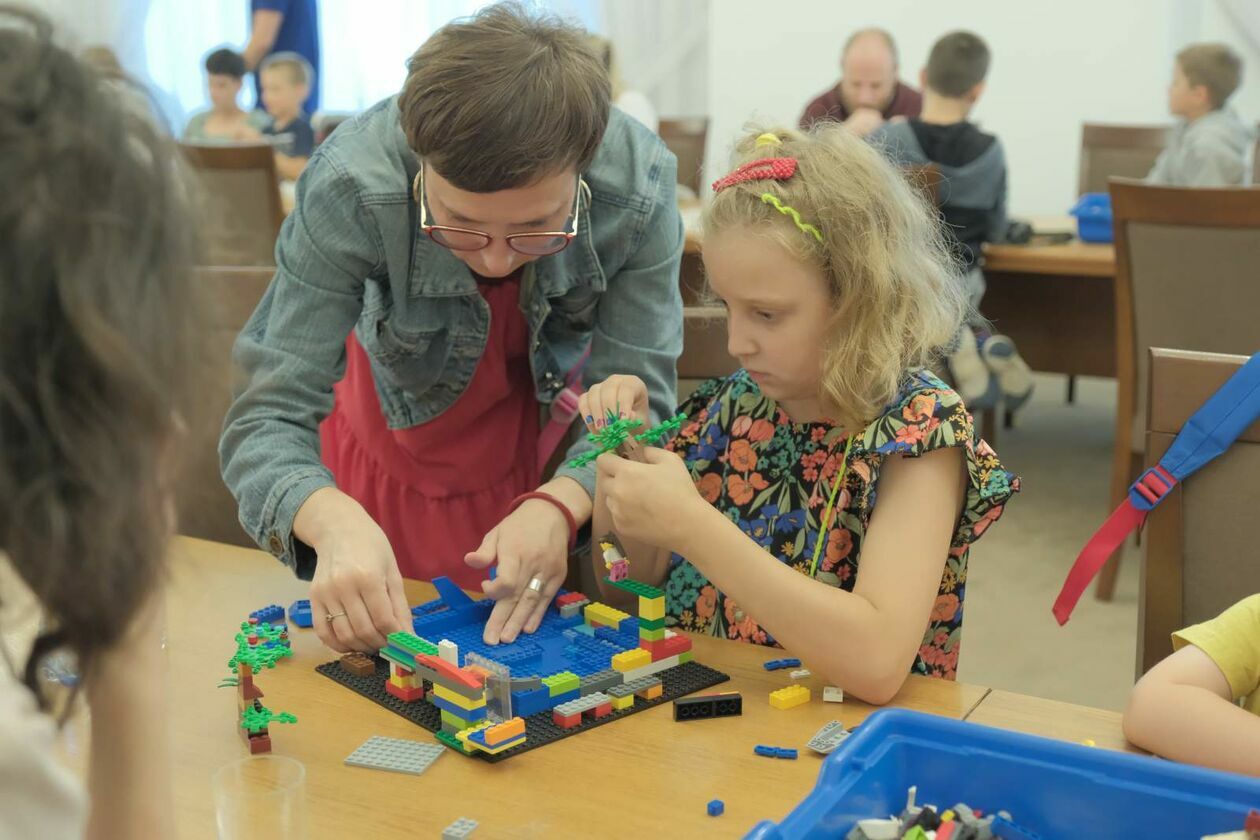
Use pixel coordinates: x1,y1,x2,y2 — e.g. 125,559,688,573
319,272,539,587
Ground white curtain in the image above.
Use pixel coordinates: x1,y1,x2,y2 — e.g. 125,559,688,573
599,0,708,118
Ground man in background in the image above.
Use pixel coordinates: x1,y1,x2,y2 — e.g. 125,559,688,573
799,28,922,137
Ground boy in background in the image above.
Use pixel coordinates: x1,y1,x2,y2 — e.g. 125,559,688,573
259,51,315,180
1147,43,1254,187
183,48,270,143
872,31,1032,412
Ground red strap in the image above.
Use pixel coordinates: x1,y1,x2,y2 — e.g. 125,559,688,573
1051,500,1148,625
536,348,591,476
508,492,577,550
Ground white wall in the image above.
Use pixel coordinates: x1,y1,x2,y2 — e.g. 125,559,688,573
707,0,1254,215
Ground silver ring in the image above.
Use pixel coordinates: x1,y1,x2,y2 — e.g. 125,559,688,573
325,611,347,623
526,576,544,594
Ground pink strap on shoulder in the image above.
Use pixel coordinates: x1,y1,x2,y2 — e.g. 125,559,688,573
536,345,591,476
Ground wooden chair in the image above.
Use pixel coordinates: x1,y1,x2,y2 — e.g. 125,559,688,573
1095,181,1260,601
1077,124,1170,196
1137,348,1260,675
679,305,738,381
174,266,275,547
659,117,709,196
312,111,354,146
180,144,284,267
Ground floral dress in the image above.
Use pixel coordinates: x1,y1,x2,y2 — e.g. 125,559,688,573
663,369,1019,679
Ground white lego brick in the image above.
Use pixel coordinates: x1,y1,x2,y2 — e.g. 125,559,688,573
823,685,844,703
790,668,812,680
438,639,458,665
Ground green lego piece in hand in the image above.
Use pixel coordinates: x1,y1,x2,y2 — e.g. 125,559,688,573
565,413,688,469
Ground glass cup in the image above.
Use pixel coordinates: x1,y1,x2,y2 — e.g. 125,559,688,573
213,755,308,840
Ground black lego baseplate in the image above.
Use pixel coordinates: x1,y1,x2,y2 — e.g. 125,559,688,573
315,656,730,762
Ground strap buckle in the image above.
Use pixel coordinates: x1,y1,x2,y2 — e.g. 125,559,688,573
1128,464,1177,511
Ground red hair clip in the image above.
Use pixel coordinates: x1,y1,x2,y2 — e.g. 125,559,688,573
711,157,798,193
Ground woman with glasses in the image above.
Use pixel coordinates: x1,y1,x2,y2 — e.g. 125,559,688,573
219,5,684,654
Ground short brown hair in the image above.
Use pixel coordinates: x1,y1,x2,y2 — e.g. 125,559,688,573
259,51,313,87
925,31,990,97
400,2,611,191
1177,43,1242,109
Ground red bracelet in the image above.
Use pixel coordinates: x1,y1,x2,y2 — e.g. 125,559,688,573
508,492,578,550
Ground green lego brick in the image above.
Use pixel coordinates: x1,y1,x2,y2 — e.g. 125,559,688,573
679,651,694,664
542,671,580,696
387,631,439,657
639,626,666,642
606,578,665,600
638,616,666,631
441,709,474,729
435,730,474,755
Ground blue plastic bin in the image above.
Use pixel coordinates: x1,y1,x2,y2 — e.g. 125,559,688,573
1070,192,1114,243
744,709,1260,840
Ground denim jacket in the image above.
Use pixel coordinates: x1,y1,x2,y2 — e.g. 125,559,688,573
219,98,684,577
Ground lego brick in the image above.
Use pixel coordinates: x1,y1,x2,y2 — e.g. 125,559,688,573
789,668,811,680
286,599,312,628
554,691,613,717
510,686,552,718
542,671,581,696
482,717,525,746
753,745,798,759
589,701,611,718
638,595,665,622
584,602,631,629
640,683,663,701
432,684,486,712
823,685,844,703
438,639,459,664
610,693,634,711
553,710,581,729
442,817,478,839
622,675,663,694
385,682,425,703
465,731,525,755
769,684,811,710
386,631,440,658
707,800,724,817
340,652,376,678
435,729,474,754
579,669,622,696
763,657,802,671
250,604,284,624
554,591,589,607
806,719,852,755
454,720,493,748
558,603,582,618
612,648,651,672
606,577,665,600
679,651,694,664
673,691,742,722
345,735,445,776
638,616,666,631
620,653,682,683
415,653,483,692
246,734,271,754
638,625,666,642
317,657,730,763
431,694,487,721
441,709,473,730
548,688,579,707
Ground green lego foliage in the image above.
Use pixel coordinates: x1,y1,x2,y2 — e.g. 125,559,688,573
226,621,292,676
565,413,688,469
240,702,297,734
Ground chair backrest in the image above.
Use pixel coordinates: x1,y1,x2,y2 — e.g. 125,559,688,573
903,163,942,206
175,266,275,547
659,117,709,196
312,111,355,146
1138,348,1260,675
180,143,284,267
1110,179,1260,459
1078,124,1170,196
678,306,738,381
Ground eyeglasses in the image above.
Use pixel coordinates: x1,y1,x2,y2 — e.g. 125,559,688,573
415,165,587,257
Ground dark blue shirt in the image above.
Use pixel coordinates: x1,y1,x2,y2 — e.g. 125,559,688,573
252,0,320,114
263,113,315,158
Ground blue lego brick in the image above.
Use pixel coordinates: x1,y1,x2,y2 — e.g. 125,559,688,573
708,800,724,817
617,615,639,634
250,604,284,624
763,658,802,671
754,744,798,759
287,599,312,628
548,688,579,708
430,694,486,722
510,686,553,718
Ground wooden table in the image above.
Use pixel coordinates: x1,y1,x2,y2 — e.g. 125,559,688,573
982,222,1117,379
963,689,1141,755
151,538,990,838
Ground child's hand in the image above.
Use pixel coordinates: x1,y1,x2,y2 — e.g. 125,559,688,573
579,374,649,431
597,447,706,552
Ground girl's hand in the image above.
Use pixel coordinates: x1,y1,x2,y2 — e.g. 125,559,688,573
578,375,649,432
597,447,707,552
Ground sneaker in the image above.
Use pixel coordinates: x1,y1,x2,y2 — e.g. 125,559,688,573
948,330,999,410
981,334,1034,411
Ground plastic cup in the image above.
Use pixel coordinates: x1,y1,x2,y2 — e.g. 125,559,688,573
213,755,308,840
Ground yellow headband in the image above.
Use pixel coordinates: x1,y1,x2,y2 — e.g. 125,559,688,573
761,194,823,243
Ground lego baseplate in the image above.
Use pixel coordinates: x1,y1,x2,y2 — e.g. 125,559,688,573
316,655,729,763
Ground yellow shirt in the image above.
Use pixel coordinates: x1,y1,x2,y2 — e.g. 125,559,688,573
1172,594,1260,715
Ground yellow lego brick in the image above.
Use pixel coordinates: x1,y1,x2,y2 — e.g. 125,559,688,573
769,684,811,710
585,602,631,628
433,683,486,711
455,720,493,747
610,693,635,711
638,595,665,621
612,648,652,672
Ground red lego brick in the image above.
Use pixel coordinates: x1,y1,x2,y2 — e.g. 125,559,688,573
590,702,612,719
555,592,588,607
385,681,426,702
639,638,668,661
1245,809,1260,833
247,734,272,754
552,710,581,729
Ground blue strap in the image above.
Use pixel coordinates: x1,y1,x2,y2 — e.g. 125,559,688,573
1157,351,1260,483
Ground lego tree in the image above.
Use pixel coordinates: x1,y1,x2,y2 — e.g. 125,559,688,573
241,701,298,734
219,619,296,754
566,412,686,469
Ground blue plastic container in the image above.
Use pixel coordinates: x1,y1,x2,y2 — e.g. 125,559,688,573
1070,192,1114,243
744,709,1260,840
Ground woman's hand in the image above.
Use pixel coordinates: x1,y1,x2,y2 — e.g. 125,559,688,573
578,374,649,432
